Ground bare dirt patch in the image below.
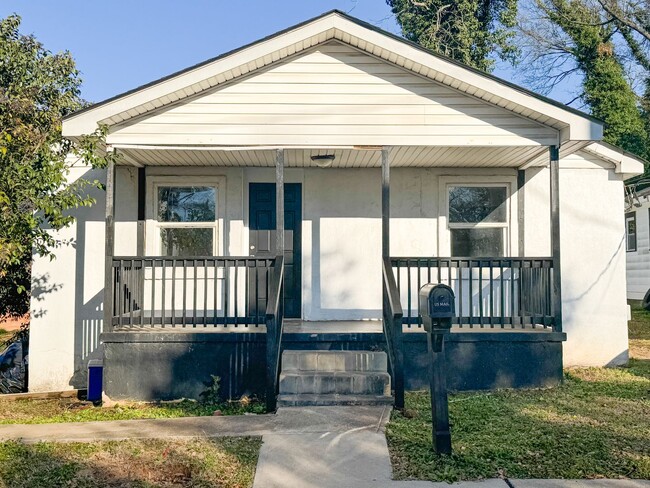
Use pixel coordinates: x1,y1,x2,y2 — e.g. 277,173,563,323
0,314,27,343
0,314,27,333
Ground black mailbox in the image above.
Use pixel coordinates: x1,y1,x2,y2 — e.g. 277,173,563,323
419,283,455,455
419,283,455,333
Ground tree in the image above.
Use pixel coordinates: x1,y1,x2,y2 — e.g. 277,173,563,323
519,0,650,165
386,0,519,71
0,14,116,316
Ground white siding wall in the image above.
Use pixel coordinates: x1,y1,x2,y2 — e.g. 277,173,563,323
626,196,650,301
108,43,558,148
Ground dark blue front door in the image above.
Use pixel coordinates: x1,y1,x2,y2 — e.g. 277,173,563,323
249,183,302,318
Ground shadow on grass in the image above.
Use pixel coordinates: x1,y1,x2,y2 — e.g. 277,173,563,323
0,437,261,488
387,366,650,482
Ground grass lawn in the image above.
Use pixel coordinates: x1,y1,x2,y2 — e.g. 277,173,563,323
0,437,261,488
387,309,650,482
387,362,649,482
0,397,265,425
629,305,650,359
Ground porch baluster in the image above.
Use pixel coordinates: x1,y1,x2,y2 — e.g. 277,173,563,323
389,257,554,331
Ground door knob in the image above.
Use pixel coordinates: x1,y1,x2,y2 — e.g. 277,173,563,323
250,245,255,250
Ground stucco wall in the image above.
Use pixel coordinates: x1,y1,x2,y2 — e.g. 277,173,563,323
523,154,629,366
29,160,630,391
559,163,629,366
29,164,108,391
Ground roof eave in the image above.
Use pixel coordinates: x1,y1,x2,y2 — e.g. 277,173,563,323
584,142,647,177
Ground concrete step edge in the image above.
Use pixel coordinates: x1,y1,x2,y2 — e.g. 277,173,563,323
277,394,394,407
279,372,391,395
281,350,388,372
282,350,387,356
279,371,391,378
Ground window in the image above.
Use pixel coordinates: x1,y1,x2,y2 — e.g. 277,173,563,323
155,185,218,257
448,185,509,257
626,212,637,252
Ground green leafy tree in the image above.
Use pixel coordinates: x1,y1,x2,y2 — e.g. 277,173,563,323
519,0,650,171
534,1,648,155
386,0,519,71
0,14,116,315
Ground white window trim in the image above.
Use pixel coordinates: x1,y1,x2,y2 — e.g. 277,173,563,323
146,175,226,256
625,212,637,253
438,175,518,257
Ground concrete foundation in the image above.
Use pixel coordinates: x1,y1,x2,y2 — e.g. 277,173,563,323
102,329,565,401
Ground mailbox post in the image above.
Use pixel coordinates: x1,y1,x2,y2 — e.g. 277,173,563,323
419,283,454,455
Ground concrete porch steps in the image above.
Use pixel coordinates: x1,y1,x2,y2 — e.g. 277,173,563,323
277,350,393,407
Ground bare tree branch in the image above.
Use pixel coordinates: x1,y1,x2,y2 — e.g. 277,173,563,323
597,0,650,42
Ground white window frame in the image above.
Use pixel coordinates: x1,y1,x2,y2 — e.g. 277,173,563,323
438,176,518,257
625,211,637,253
146,176,226,256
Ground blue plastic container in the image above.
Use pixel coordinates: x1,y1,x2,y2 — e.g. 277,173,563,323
87,359,103,402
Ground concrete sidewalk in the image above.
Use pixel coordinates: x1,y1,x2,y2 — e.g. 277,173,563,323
250,408,650,488
0,412,276,443
0,405,388,443
253,406,392,487
0,406,647,488
409,482,649,488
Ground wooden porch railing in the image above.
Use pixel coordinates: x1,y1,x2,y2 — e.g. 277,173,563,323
110,256,276,328
390,257,557,331
111,255,285,411
382,257,405,409
265,256,284,412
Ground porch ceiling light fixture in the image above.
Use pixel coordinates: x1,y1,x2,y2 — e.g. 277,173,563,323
311,154,335,168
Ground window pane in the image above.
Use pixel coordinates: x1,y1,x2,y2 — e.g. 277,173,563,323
451,228,504,257
626,213,637,252
160,228,213,257
449,186,507,223
158,186,216,222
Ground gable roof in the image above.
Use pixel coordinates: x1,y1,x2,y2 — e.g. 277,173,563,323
63,10,603,143
583,142,647,178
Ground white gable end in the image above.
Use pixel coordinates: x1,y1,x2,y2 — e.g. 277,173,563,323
107,42,558,147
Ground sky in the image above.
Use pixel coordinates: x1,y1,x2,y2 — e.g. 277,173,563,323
1,0,569,106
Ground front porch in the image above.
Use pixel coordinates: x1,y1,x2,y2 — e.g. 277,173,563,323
101,144,565,410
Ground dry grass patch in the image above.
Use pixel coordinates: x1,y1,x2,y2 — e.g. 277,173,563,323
0,437,261,488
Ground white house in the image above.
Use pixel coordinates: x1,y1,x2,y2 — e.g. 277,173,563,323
29,11,645,408
626,183,650,304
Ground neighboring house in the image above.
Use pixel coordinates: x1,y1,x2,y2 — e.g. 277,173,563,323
29,11,645,408
625,183,650,305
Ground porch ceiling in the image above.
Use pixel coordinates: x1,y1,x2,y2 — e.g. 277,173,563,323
116,145,550,168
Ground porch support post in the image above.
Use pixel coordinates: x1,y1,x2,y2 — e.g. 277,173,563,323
517,170,526,256
549,145,563,332
136,167,146,255
381,147,390,259
381,146,405,409
275,149,284,256
103,154,116,334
